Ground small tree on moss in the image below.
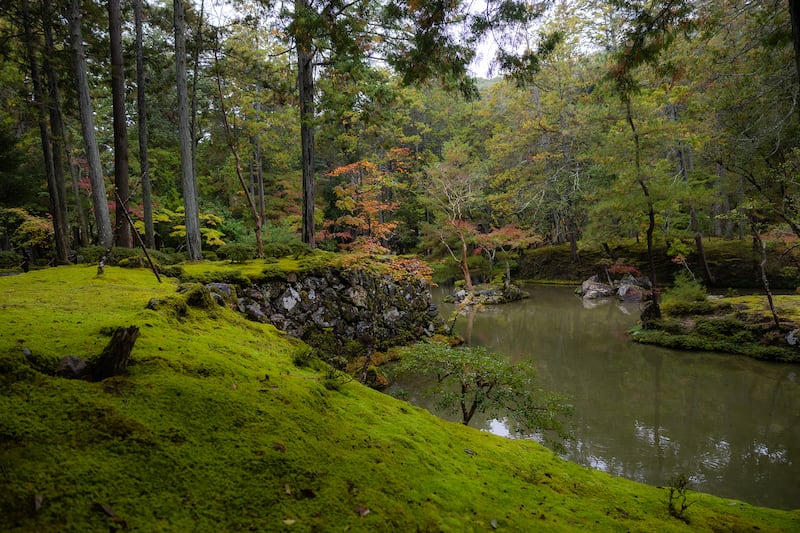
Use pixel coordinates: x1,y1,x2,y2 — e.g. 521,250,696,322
477,225,540,288
396,342,572,444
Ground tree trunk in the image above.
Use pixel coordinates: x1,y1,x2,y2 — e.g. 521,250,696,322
790,0,800,92
41,1,71,262
190,0,204,175
134,0,154,249
92,326,139,380
460,233,473,291
109,0,132,248
752,228,781,329
296,0,316,248
626,97,658,293
70,0,113,249
67,146,89,248
213,46,264,257
174,0,202,260
22,0,69,264
690,206,715,285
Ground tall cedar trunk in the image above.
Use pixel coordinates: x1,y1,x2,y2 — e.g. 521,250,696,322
41,1,71,262
67,147,89,247
296,0,316,248
109,0,131,248
174,0,202,260
22,0,70,264
190,0,204,173
134,0,154,248
70,0,112,248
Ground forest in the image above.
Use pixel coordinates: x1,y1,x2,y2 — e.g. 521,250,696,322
1,0,799,289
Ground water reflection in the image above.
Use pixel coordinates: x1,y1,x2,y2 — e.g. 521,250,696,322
391,285,800,510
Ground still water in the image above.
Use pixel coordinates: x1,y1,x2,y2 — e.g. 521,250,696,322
390,285,800,510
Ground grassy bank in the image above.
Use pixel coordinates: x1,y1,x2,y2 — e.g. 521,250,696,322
634,293,800,363
1,265,798,531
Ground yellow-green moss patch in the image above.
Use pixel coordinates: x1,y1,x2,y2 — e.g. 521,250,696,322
1,265,798,531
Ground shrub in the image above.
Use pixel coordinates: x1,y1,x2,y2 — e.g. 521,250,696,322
0,250,21,268
77,246,107,263
608,264,642,278
217,243,255,263
694,317,752,340
662,271,707,306
660,300,713,316
118,256,147,268
159,265,185,279
666,473,695,521
263,242,292,258
149,249,186,266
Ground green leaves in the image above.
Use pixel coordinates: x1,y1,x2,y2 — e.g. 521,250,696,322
396,342,572,444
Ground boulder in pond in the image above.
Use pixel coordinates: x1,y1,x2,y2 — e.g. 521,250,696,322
578,276,614,299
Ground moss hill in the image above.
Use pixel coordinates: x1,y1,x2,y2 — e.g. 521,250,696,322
1,263,798,531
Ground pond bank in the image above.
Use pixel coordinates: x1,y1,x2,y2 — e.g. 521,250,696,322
408,284,800,510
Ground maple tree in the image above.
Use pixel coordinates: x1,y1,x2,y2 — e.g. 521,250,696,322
477,225,541,287
325,160,400,252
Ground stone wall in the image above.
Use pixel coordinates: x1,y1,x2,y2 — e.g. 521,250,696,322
207,267,440,347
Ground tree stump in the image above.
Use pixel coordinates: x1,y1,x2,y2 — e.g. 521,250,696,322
92,326,139,380
640,301,662,329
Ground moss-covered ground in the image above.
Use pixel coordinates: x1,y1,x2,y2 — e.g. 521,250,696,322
1,265,798,531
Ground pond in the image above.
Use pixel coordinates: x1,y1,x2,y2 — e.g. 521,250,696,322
388,285,800,510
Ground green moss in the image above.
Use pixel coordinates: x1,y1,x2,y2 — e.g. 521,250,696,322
1,265,799,531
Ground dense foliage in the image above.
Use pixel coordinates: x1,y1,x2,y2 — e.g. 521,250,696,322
1,0,799,283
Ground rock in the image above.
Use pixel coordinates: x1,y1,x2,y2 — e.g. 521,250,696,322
206,282,235,298
579,276,614,299
787,329,800,346
56,356,89,379
617,283,645,302
215,267,441,349
245,304,268,323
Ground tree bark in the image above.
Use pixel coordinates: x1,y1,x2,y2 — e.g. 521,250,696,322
134,0,155,249
70,0,113,249
67,148,89,247
625,97,658,293
790,0,800,92
109,0,132,248
21,0,70,264
459,233,473,291
92,326,139,380
296,0,316,248
190,0,204,175
41,0,71,263
690,206,715,285
751,225,781,329
174,0,203,260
